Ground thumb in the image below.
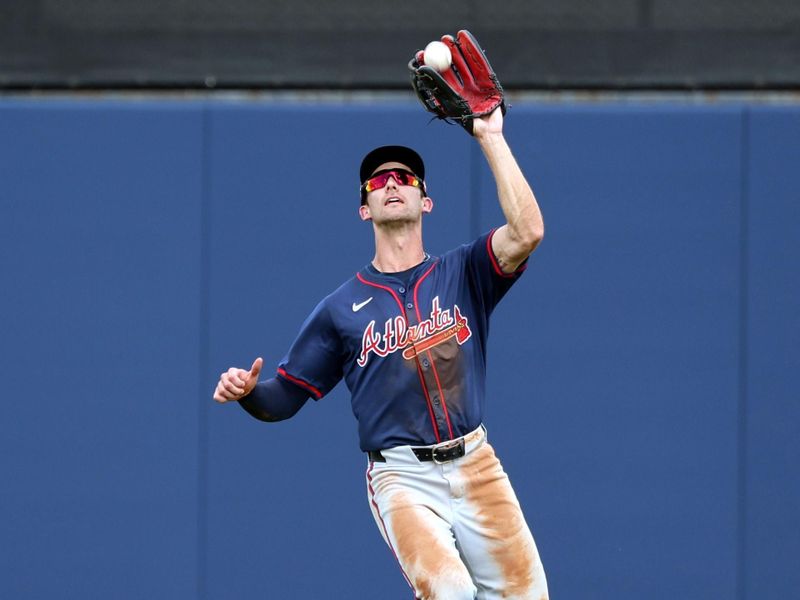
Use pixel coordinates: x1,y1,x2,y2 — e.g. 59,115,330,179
249,357,263,379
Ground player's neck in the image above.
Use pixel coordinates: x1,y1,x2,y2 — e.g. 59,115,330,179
371,227,426,273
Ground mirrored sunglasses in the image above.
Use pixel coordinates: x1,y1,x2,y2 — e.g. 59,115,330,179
361,169,425,194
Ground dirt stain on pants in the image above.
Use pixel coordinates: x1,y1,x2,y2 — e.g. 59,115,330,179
368,440,548,600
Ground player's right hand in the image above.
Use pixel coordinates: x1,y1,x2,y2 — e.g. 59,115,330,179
213,357,263,403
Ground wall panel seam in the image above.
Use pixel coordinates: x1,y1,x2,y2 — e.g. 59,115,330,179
197,104,212,600
736,106,750,600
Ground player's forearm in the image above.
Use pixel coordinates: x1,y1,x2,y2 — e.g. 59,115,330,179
478,132,544,255
238,377,310,422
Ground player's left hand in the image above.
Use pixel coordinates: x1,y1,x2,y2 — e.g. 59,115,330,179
409,30,505,135
472,106,504,139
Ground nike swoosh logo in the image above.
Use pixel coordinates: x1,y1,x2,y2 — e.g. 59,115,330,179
352,297,373,312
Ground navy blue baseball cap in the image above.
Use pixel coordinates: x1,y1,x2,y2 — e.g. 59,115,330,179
359,145,426,184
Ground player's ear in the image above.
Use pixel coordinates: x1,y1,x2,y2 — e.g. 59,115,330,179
421,196,433,214
359,204,372,221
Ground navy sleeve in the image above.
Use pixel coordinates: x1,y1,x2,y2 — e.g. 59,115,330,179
238,377,310,422
276,298,345,399
464,228,528,314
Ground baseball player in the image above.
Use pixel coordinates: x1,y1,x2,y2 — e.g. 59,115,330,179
214,32,549,600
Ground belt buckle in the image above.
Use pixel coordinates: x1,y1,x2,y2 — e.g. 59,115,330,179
431,439,465,464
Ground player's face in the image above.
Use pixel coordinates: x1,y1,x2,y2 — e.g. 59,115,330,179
359,161,432,225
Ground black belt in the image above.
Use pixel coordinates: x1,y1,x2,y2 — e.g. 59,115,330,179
368,438,466,464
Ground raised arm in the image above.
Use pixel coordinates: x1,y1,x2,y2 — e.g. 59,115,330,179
474,108,544,273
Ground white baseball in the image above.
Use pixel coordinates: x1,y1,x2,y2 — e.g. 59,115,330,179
423,41,452,72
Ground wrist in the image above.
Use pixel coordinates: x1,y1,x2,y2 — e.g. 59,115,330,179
475,129,504,145
477,132,510,161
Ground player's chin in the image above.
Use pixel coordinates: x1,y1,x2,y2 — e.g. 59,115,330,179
375,213,419,227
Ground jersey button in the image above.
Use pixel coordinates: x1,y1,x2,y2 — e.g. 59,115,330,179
399,287,405,293
406,302,413,309
422,359,430,368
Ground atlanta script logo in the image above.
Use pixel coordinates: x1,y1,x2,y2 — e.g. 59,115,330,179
357,296,472,367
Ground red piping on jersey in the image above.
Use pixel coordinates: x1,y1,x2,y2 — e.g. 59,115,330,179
487,228,528,278
277,368,322,400
366,462,416,594
413,262,455,440
414,359,441,443
357,272,442,443
424,358,453,438
356,272,405,311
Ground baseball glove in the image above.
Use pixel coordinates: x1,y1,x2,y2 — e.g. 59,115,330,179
409,30,506,135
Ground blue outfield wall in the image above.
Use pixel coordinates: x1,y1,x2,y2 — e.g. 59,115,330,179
0,98,797,600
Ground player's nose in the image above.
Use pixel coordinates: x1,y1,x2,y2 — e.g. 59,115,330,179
384,175,399,189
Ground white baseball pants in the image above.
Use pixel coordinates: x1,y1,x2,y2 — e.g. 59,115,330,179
366,425,549,600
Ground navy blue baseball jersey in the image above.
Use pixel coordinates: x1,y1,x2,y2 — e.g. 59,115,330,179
277,228,527,452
